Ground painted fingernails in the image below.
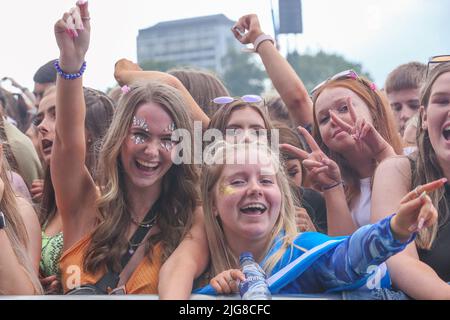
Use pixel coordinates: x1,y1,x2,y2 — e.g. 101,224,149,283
417,218,425,231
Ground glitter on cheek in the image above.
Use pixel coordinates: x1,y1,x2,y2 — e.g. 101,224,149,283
160,141,174,152
219,185,236,196
131,135,146,145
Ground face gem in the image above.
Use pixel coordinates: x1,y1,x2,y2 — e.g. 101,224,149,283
131,135,146,145
164,122,176,133
132,116,149,132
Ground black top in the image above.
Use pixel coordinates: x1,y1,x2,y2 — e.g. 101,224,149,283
299,187,328,234
408,157,450,281
417,183,450,282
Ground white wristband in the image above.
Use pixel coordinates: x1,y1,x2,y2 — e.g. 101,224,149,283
242,34,275,53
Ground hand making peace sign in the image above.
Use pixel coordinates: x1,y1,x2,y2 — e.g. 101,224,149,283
281,127,343,192
329,96,395,162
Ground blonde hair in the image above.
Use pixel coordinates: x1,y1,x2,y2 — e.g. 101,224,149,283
312,77,403,203
201,142,297,277
0,152,42,294
84,81,199,273
414,62,450,249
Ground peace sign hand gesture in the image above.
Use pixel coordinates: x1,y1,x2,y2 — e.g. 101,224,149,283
54,0,91,73
281,127,343,192
330,97,395,162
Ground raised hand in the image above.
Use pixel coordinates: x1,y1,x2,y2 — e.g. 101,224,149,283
295,207,316,232
30,179,44,202
330,96,395,162
391,178,447,242
281,126,343,192
210,269,245,295
231,14,264,45
54,0,91,73
114,58,144,86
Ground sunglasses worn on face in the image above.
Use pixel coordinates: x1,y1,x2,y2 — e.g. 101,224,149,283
311,70,359,96
427,55,450,77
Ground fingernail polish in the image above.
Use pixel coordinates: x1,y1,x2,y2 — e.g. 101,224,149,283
417,218,425,230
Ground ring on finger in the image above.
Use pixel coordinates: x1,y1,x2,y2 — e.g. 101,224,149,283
414,187,420,197
81,16,91,20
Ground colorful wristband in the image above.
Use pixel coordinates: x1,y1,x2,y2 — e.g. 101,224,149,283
54,60,87,80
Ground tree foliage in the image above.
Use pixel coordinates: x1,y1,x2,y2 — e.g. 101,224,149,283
286,50,373,93
221,46,267,96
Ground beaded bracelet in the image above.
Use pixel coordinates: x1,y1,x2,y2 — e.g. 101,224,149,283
322,180,344,191
54,60,87,80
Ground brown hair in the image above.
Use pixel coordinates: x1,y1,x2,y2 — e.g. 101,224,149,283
168,68,229,118
84,81,199,273
385,62,427,94
207,100,275,143
414,62,450,249
312,77,403,203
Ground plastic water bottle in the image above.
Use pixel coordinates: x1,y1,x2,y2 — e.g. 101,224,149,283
238,252,272,300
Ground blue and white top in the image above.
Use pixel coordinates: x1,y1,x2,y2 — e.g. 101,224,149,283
195,215,414,295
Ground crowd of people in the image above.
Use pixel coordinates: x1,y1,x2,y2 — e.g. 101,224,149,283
0,1,449,299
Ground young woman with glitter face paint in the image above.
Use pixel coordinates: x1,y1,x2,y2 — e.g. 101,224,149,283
52,1,206,297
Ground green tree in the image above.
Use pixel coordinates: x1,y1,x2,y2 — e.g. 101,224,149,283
286,50,373,93
221,45,267,96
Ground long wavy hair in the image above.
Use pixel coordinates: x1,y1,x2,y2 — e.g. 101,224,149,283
413,62,450,249
84,81,199,273
201,142,297,278
312,77,403,204
0,150,42,294
39,87,115,228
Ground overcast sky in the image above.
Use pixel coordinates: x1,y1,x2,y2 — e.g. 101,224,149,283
0,0,449,93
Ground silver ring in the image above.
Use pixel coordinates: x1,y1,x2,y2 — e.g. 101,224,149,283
81,16,91,21
414,187,420,197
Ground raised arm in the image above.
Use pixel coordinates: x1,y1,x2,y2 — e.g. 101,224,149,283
158,207,210,299
371,157,450,299
52,1,98,249
232,14,313,127
281,126,356,235
311,185,439,291
114,59,210,130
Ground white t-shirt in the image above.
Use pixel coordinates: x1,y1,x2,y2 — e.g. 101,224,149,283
350,177,372,228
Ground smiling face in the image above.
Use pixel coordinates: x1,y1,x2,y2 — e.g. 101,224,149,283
387,88,421,135
212,150,282,245
120,102,175,190
36,93,56,164
422,72,450,167
314,87,373,153
225,106,268,144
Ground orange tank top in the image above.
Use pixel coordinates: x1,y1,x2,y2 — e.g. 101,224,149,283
60,234,163,294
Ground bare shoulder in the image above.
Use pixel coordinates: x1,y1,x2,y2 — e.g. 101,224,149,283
375,155,412,186
15,196,40,230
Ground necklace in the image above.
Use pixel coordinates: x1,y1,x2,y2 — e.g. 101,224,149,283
130,213,157,228
128,217,157,254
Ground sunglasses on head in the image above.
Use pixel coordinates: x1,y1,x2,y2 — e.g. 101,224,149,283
427,55,450,77
213,95,263,105
311,70,359,96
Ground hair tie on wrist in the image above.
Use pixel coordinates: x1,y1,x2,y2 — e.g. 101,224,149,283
322,181,344,191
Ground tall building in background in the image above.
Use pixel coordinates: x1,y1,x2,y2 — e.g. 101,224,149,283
137,14,241,74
